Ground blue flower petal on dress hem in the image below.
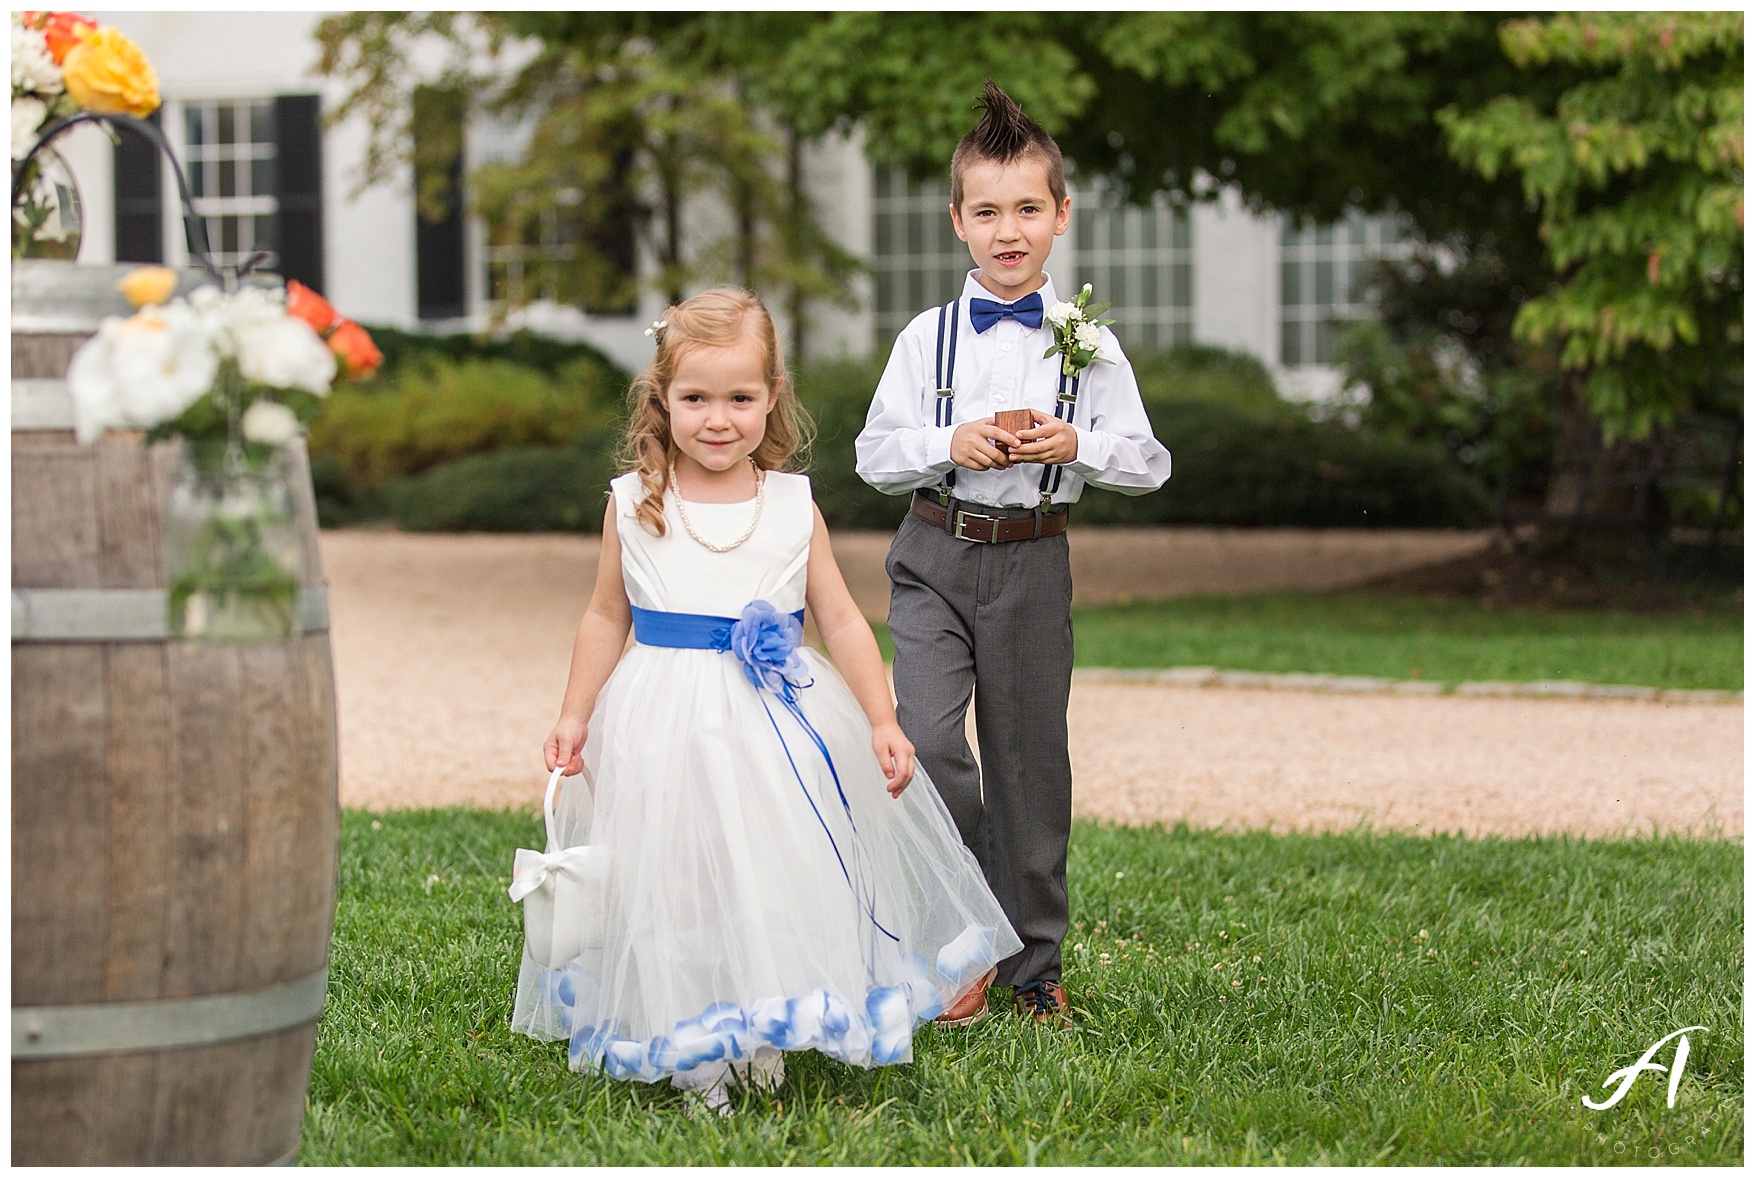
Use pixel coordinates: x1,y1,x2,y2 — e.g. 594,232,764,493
564,936,1008,1080
867,986,912,1064
936,924,995,985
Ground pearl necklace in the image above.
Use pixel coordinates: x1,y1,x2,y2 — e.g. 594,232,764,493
670,459,765,553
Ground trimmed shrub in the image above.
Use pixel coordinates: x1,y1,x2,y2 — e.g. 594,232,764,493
795,348,1492,530
380,430,621,533
1131,344,1295,422
309,357,619,488
1077,397,1494,528
318,343,1491,533
796,358,911,531
358,324,628,383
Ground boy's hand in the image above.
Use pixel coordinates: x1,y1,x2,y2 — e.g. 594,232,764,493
950,418,1021,471
545,716,588,776
871,722,916,797
1010,410,1079,465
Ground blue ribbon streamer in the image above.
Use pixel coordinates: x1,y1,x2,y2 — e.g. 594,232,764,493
631,602,899,949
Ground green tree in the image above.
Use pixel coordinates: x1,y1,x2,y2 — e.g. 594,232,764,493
314,13,860,349
1439,12,1743,441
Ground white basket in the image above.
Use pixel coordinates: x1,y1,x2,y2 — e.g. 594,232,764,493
508,767,610,969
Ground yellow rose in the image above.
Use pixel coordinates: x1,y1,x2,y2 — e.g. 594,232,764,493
62,27,161,120
116,266,178,308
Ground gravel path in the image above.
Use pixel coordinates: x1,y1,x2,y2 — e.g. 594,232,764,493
321,530,1741,839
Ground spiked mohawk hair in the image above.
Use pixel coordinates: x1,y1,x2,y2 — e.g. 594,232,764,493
949,79,1067,210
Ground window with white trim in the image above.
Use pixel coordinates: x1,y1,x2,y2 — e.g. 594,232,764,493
182,98,277,272
1069,179,1192,355
1279,210,1412,366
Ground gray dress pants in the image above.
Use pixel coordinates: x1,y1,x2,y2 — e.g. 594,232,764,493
885,505,1074,988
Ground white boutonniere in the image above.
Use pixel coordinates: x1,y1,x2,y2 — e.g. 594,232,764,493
1042,283,1115,379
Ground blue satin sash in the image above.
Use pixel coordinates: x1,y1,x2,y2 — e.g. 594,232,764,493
631,604,803,650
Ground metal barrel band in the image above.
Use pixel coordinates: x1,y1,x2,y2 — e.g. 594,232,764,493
12,966,328,1059
12,587,330,641
12,377,76,430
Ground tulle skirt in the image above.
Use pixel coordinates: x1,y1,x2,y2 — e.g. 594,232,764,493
511,645,1021,1084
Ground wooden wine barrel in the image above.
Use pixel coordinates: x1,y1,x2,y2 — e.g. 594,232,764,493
11,260,338,1166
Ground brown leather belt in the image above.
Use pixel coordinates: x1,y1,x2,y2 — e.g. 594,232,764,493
910,491,1069,543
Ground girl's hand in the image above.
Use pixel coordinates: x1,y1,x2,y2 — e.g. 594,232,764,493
545,716,588,776
1010,409,1079,465
872,722,916,797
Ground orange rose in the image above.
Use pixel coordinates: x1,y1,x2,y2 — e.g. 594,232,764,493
285,280,340,335
327,320,382,380
25,11,99,65
62,25,160,119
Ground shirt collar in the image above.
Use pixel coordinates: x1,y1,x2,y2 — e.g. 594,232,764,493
961,270,1060,310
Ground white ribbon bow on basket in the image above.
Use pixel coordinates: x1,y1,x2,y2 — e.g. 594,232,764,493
509,766,610,969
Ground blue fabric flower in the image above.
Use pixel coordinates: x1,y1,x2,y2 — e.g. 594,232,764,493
728,599,812,696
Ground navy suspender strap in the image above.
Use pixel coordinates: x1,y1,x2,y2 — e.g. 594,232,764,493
1037,367,1081,507
933,299,960,508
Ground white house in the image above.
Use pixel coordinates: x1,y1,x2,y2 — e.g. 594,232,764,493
63,11,1407,393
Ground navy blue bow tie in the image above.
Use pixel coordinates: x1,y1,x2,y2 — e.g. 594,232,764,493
969,290,1044,333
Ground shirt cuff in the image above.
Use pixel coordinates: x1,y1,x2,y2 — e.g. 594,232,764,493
924,425,957,472
1064,426,1104,477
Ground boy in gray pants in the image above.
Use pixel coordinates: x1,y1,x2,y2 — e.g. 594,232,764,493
855,81,1170,1025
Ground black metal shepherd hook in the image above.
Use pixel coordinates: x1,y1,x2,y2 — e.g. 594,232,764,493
11,112,271,288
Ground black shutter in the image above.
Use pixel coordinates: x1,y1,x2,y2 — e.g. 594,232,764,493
112,110,162,263
413,86,466,320
274,93,324,291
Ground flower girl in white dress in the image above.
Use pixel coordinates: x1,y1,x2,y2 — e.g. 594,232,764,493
514,288,1021,1113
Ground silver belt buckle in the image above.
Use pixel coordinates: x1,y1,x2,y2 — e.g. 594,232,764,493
954,510,999,542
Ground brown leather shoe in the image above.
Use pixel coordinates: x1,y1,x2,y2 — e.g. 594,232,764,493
1013,979,1071,1027
934,967,997,1027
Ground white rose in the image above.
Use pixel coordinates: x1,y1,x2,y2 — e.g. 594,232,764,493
1044,300,1077,329
12,95,46,161
236,317,336,395
240,399,301,446
66,306,219,443
187,284,286,357
1073,320,1103,354
10,20,61,96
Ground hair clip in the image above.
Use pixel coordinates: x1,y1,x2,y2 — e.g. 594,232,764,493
644,319,668,339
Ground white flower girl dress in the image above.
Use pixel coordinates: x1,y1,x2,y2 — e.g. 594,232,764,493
512,470,1021,1091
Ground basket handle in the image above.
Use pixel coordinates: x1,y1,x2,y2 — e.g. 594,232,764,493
542,765,566,853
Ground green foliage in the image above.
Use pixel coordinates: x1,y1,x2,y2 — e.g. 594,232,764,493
381,434,621,534
800,346,1489,531
316,13,864,321
316,346,1488,533
1438,13,1744,439
309,358,620,490
1079,398,1492,529
304,809,1743,1164
358,324,629,382
1337,318,1557,505
794,358,910,532
703,13,1095,179
1130,344,1294,422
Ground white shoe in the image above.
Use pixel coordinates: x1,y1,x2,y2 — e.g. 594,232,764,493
685,1081,734,1119
732,1047,785,1094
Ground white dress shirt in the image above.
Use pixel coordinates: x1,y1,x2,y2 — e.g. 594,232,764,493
855,271,1172,508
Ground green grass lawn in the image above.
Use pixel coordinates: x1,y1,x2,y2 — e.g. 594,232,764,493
303,810,1742,1165
867,592,1743,690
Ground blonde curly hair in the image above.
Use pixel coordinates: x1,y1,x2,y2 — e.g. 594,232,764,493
619,287,812,537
